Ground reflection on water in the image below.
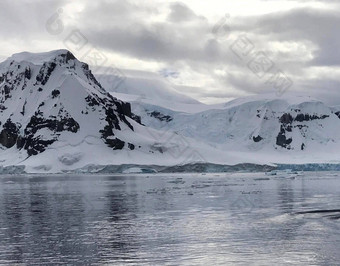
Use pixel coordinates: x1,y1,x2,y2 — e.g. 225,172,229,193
0,172,339,265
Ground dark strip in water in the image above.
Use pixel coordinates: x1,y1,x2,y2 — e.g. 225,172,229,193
296,209,340,215
326,215,340,220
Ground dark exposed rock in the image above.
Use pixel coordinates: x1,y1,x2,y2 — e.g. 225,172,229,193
24,112,79,135
99,103,134,150
253,135,263,142
24,67,31,80
16,110,80,156
279,113,293,124
296,125,307,130
114,100,141,124
115,105,134,130
276,115,293,149
51,89,60,98
276,110,331,150
276,132,292,148
102,108,121,131
21,137,56,156
114,101,137,127
131,113,142,124
20,100,27,116
60,51,76,63
120,102,132,117
295,113,329,122
277,125,290,148
36,62,57,85
105,137,125,150
148,111,173,122
2,84,13,101
0,119,19,148
85,95,100,107
295,114,309,122
85,94,137,138
81,63,103,89
128,143,135,150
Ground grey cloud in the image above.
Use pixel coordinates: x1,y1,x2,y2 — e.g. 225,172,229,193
300,78,340,106
0,0,339,104
174,84,244,100
167,2,203,23
233,8,340,66
74,3,227,64
0,0,66,38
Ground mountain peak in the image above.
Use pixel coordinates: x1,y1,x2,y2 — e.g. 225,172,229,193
3,49,76,65
0,49,145,162
0,49,100,92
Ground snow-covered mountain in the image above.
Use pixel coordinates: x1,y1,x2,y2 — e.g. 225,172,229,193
0,49,339,173
111,77,340,164
0,50,217,172
133,95,340,150
0,50,141,154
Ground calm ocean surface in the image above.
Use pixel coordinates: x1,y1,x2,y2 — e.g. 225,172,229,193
0,172,339,265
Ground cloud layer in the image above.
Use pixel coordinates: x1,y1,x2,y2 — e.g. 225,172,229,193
1,0,339,104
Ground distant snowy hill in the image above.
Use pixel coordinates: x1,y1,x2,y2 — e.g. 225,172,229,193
101,72,340,164
134,96,340,151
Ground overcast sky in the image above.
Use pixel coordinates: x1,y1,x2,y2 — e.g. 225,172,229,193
1,0,340,105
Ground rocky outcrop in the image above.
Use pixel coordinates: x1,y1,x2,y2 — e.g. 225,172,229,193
275,109,333,150
253,135,263,143
148,111,173,122
0,119,19,148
